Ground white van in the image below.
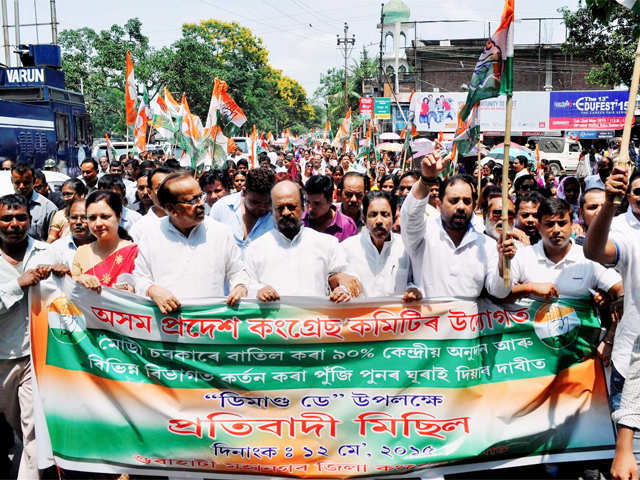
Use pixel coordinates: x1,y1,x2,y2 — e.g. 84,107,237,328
528,136,582,175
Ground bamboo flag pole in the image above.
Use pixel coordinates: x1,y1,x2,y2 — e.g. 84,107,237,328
615,36,640,204
477,140,482,196
501,95,514,286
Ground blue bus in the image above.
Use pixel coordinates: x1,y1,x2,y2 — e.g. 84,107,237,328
0,44,92,176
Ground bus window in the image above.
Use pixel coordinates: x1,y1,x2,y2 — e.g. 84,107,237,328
55,112,70,141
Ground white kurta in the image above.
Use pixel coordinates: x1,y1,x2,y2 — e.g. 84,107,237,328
245,227,349,297
400,184,510,300
340,230,411,298
133,217,250,300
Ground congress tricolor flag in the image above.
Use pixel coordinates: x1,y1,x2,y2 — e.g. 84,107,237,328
459,0,514,121
125,51,137,126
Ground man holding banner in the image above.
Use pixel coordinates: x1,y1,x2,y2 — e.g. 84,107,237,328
400,146,516,300
133,172,250,313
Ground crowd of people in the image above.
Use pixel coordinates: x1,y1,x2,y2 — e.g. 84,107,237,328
0,137,639,479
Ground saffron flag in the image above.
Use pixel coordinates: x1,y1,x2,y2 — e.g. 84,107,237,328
150,93,176,141
163,88,182,118
249,125,257,168
125,51,137,126
104,133,117,162
133,92,149,153
205,78,225,131
331,109,351,148
459,0,514,121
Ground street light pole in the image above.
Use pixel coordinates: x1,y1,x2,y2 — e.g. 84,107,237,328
337,22,355,116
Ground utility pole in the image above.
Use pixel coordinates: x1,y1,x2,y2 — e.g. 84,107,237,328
13,0,19,66
379,3,384,96
1,0,9,66
337,22,355,116
50,0,57,44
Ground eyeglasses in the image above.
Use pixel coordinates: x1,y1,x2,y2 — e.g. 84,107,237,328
175,193,206,205
632,188,640,197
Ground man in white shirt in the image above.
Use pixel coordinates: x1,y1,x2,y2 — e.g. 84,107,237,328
341,190,420,300
245,180,353,302
129,167,174,242
513,155,530,183
584,168,640,480
509,196,621,301
0,194,59,479
49,199,94,267
133,172,250,313
400,147,515,300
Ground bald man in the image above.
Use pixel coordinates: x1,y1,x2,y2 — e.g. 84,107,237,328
245,180,355,302
133,171,250,313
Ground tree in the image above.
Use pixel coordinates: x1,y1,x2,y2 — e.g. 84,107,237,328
59,18,168,137
562,1,640,87
313,48,378,131
59,18,315,138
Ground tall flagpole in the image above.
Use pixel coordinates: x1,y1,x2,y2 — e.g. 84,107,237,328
501,95,513,286
477,141,482,197
615,36,640,204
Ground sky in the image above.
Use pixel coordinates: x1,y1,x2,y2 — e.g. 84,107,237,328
5,0,580,98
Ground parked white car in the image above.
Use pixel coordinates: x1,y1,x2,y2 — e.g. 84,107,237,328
528,136,582,175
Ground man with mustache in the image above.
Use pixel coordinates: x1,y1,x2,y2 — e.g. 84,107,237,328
245,180,354,302
515,191,543,246
133,172,250,313
341,190,421,300
49,199,94,267
509,197,621,302
0,194,61,479
400,146,515,300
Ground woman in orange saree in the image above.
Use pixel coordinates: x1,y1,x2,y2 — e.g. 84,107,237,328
72,190,137,292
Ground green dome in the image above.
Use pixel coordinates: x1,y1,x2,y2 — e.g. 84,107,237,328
383,0,410,24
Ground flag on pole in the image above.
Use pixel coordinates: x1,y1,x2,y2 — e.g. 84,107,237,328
205,78,225,131
453,103,480,156
105,133,117,162
617,0,640,13
163,88,182,117
134,88,150,153
331,109,351,148
150,93,176,140
459,0,514,121
125,51,137,126
249,125,257,168
322,120,331,144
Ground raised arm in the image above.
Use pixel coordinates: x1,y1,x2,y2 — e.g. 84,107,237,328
583,165,628,265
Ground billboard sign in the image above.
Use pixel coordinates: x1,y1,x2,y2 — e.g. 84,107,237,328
359,97,373,119
373,97,391,119
410,92,466,132
480,92,549,133
549,91,630,130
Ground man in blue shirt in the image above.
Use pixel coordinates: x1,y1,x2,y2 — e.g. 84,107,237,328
210,167,275,251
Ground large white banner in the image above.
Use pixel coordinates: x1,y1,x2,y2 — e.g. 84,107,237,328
480,92,550,133
410,91,551,134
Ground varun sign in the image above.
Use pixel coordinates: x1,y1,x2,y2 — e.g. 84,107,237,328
549,91,630,130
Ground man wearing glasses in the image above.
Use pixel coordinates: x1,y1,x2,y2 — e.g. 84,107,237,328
133,172,250,314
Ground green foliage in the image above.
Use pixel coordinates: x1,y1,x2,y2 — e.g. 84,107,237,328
59,18,315,137
561,1,640,87
313,47,378,130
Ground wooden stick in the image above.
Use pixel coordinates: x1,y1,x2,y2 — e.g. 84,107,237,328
477,140,482,197
501,95,514,286
615,35,640,204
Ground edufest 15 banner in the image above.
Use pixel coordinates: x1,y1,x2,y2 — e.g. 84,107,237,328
549,90,630,130
31,277,615,479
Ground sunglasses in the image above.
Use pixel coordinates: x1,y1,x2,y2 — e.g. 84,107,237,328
632,188,640,196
